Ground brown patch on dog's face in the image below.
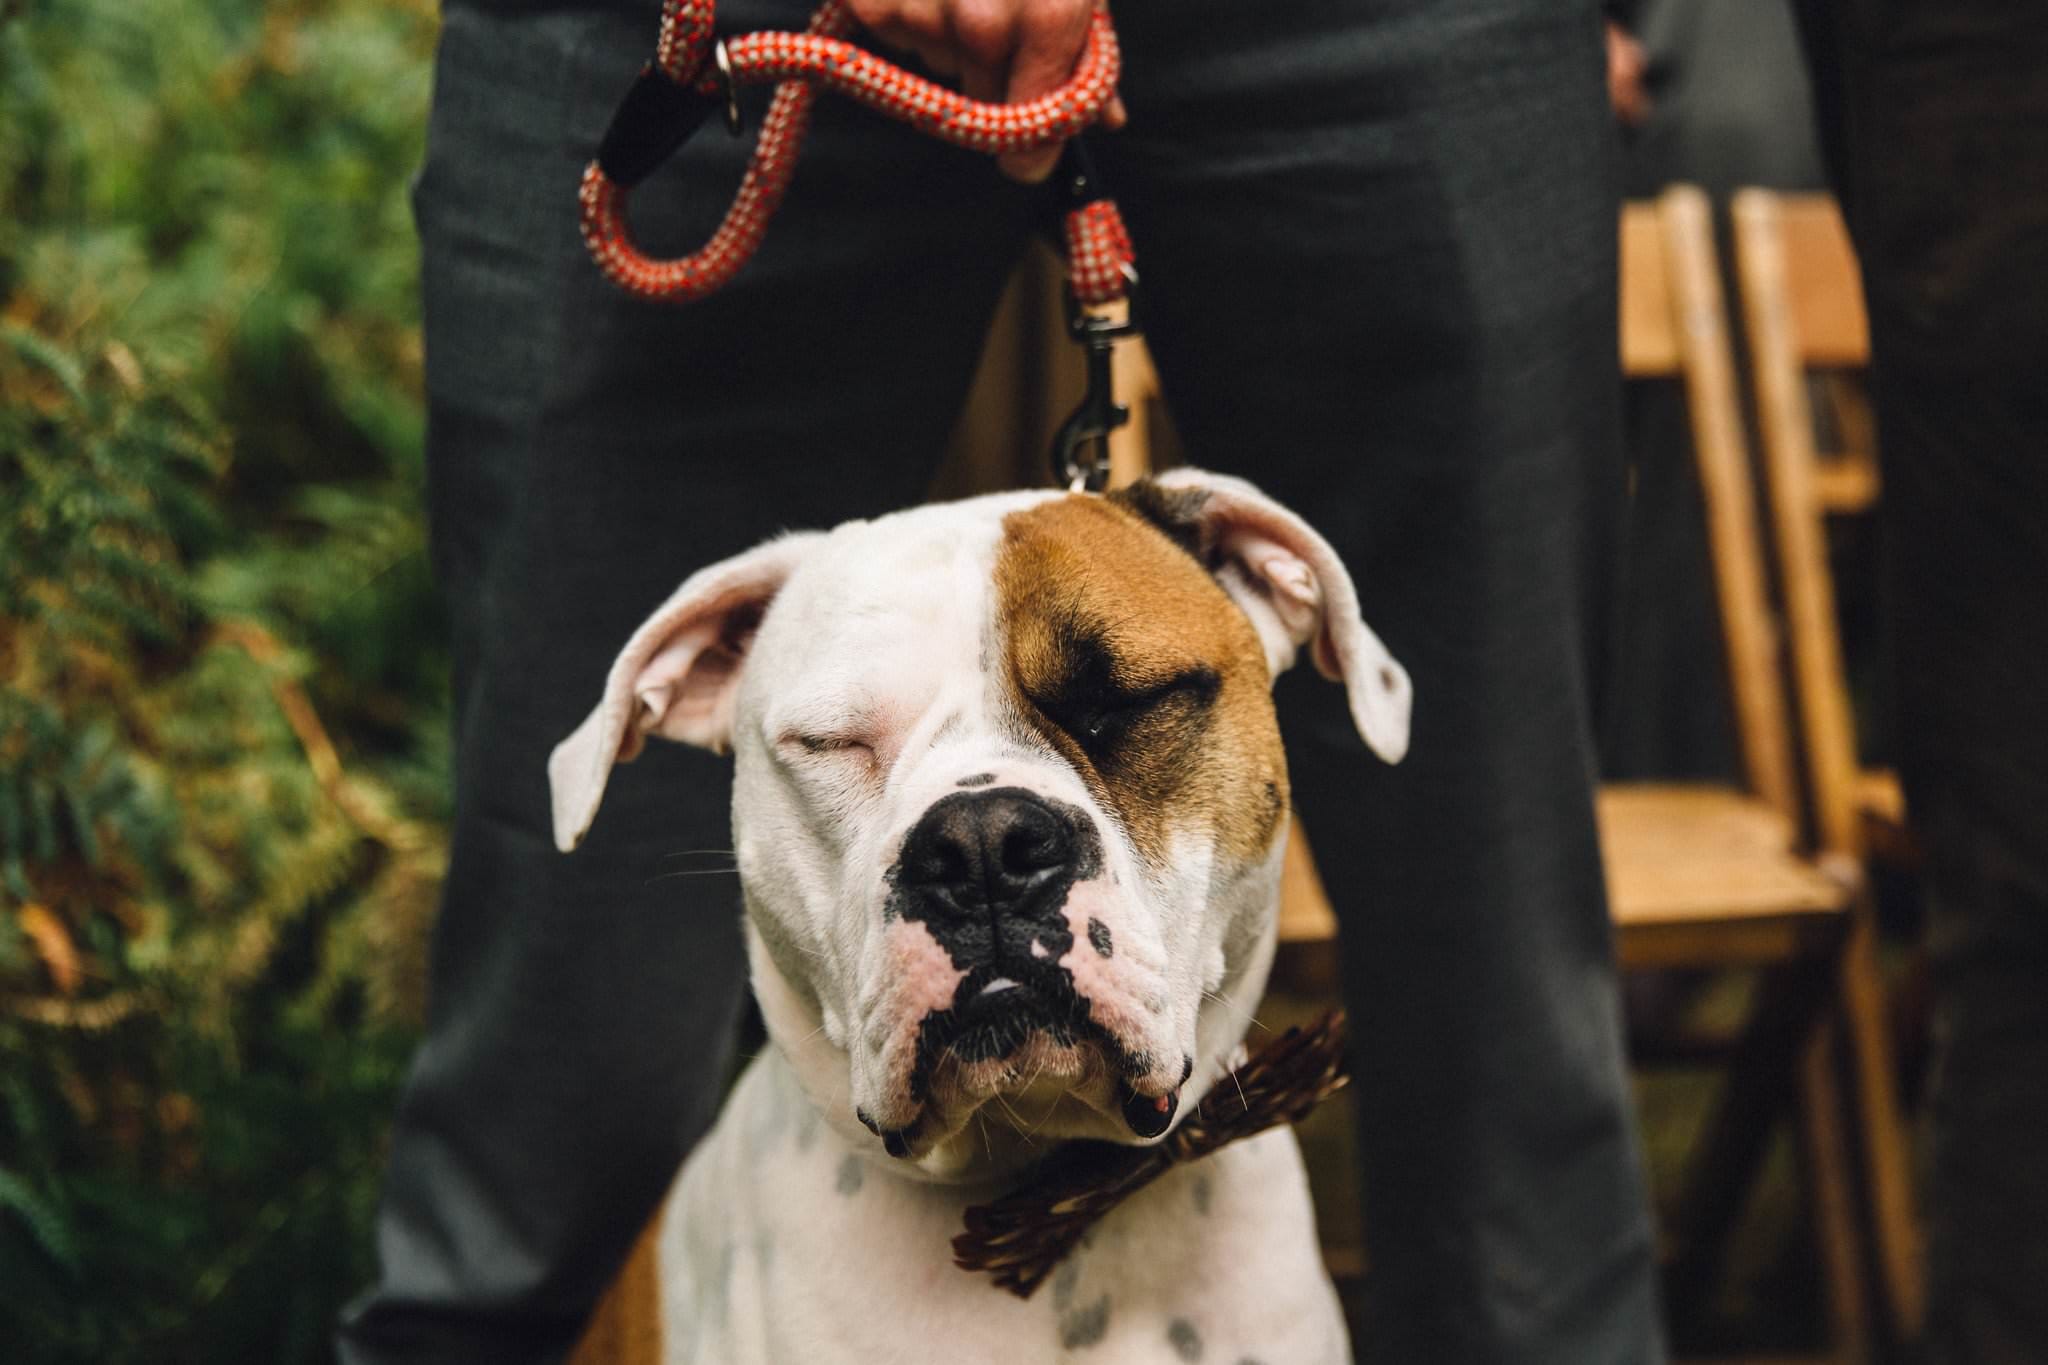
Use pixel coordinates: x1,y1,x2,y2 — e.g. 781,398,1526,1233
994,492,1288,868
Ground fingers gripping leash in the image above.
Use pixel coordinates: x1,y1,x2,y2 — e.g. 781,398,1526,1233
581,0,1139,491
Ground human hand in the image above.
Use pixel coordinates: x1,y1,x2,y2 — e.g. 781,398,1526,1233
844,0,1128,182
1604,20,1651,128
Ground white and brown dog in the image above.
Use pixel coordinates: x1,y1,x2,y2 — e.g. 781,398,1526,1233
549,470,1410,1364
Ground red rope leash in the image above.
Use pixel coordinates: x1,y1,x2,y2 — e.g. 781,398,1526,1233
580,0,1136,306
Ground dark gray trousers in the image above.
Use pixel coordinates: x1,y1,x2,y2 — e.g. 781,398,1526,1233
1796,4,2048,1359
339,1,1665,1360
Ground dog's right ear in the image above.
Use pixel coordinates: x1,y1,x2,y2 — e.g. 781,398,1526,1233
1114,469,1412,764
548,532,822,852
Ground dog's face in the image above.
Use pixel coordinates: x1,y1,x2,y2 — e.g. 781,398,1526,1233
550,471,1409,1174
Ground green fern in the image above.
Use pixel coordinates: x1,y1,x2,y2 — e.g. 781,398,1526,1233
0,1166,81,1274
3,0,446,1360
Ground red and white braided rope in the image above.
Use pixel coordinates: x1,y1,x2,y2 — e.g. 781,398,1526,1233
580,0,1135,304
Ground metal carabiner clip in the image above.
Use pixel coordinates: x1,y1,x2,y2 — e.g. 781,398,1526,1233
712,39,742,135
1052,265,1141,493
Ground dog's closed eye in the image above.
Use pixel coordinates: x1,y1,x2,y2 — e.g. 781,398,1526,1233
785,732,874,757
1033,650,1219,764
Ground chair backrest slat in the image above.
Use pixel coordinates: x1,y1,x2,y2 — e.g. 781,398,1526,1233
1732,189,1870,856
1776,196,1870,366
1622,186,1802,822
1620,202,1682,378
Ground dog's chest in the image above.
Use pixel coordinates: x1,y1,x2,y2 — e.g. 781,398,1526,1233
606,1053,1349,1365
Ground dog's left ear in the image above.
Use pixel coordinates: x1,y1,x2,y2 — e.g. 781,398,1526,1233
1115,469,1412,764
548,532,824,852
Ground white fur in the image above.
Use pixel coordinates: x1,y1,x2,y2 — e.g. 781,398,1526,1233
549,475,1407,1363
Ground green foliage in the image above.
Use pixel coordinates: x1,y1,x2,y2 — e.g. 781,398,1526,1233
2,0,445,1359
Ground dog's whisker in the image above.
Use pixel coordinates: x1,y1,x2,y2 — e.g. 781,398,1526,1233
993,1091,1031,1135
643,867,739,883
1017,1061,1057,1142
1197,987,1272,1036
661,847,738,859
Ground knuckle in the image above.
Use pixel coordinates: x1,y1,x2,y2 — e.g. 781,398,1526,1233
849,0,939,41
1014,3,1088,65
896,0,947,40
1020,0,1089,39
948,0,1013,62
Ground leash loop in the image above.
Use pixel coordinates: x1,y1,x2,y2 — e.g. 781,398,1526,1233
581,0,1131,304
585,0,1145,493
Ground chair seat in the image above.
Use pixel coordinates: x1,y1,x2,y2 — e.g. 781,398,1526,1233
1601,784,1853,968
1277,786,1853,965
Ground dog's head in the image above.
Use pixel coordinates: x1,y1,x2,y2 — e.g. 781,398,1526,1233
549,470,1409,1175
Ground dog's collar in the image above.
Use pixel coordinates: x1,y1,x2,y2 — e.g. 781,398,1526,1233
952,1010,1350,1298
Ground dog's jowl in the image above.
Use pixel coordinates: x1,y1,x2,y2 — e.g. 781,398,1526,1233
548,470,1410,1364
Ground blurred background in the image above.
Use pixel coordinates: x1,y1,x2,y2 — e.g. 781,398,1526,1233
3,1,445,1357
2,1,1928,1362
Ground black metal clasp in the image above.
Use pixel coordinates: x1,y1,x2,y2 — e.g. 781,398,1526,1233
595,45,741,189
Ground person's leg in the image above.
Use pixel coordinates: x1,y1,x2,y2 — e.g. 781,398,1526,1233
1100,2,1663,1359
1803,4,2048,1358
338,4,1040,1360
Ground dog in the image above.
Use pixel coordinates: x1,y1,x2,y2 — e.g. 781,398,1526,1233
549,469,1411,1364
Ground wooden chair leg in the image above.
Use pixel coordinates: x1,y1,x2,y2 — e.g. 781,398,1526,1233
1837,915,1925,1346
1799,1015,1871,1365
1665,957,1836,1320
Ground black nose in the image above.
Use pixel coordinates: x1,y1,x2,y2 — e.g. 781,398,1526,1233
893,788,1081,964
901,789,1075,904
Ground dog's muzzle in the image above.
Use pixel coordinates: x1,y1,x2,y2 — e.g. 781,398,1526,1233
876,788,1180,1143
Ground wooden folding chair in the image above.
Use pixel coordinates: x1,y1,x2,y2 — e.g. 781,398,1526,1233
1731,188,1925,1344
1609,184,1900,1363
